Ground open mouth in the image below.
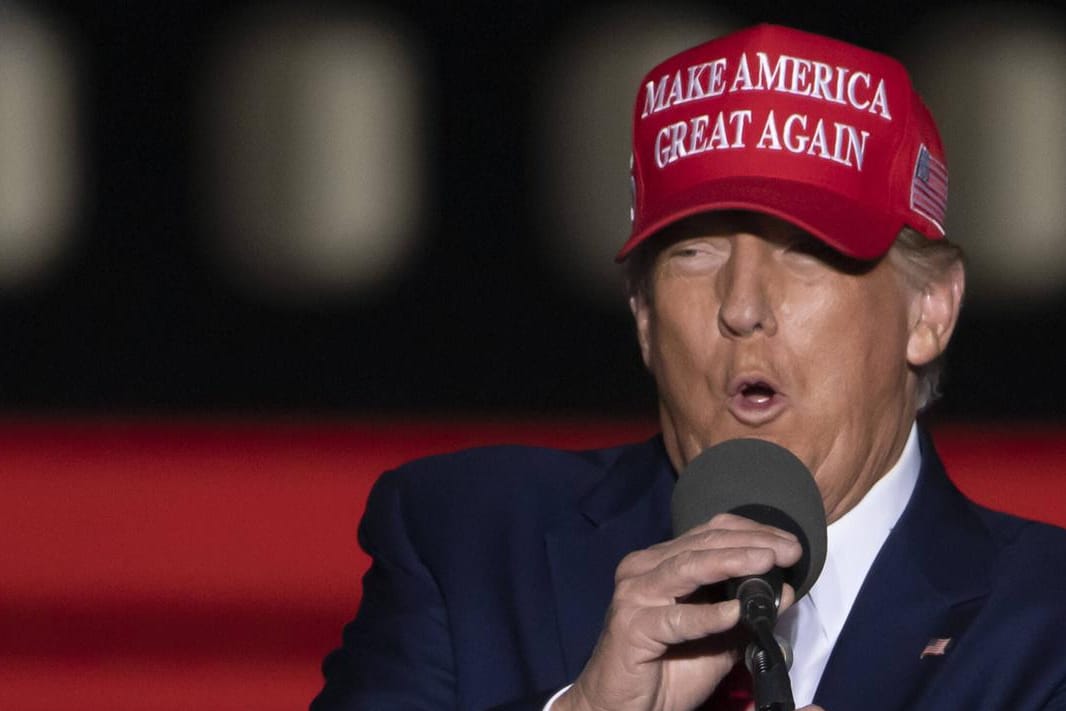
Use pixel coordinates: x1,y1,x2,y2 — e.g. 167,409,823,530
729,376,787,425
740,381,777,405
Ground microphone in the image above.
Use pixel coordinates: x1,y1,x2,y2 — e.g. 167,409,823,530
670,438,828,711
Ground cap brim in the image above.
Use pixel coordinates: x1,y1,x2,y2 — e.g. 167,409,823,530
616,176,903,262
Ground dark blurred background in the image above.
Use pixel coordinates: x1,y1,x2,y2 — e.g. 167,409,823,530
2,0,1065,419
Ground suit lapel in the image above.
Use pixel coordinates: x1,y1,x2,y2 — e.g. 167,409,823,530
544,437,675,678
814,430,996,711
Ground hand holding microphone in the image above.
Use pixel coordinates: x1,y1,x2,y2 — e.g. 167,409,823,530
556,439,827,711
673,439,828,711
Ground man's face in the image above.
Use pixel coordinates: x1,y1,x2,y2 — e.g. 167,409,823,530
631,211,948,522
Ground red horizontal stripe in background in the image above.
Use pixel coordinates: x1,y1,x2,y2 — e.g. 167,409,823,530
1,420,1063,710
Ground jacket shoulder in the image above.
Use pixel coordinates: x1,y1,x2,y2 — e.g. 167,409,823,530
365,438,660,539
974,504,1066,550
380,439,638,498
972,505,1066,597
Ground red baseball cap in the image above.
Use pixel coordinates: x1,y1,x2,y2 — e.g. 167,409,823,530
618,24,948,261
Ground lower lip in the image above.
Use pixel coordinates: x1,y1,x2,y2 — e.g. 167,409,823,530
728,392,788,425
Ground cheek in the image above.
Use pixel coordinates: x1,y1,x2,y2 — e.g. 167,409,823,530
645,295,729,432
647,287,717,373
787,285,911,397
648,316,711,397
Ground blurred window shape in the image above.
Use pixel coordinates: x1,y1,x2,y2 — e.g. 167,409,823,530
903,6,1066,305
534,7,735,305
202,10,425,300
0,8,78,289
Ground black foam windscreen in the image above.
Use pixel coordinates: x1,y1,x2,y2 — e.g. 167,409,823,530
671,438,828,600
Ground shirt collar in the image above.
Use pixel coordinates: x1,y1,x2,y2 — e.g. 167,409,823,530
806,423,922,643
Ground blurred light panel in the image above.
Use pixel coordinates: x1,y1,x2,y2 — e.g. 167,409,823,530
903,7,1066,304
204,11,425,299
0,8,78,289
535,6,734,304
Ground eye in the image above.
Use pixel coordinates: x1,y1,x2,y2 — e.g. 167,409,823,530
783,234,877,275
663,238,730,274
785,235,837,262
668,237,730,260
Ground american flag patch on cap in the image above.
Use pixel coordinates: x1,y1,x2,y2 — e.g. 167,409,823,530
910,145,948,233
920,637,952,659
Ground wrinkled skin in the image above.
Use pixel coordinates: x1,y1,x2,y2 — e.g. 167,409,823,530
556,211,964,711
632,211,963,522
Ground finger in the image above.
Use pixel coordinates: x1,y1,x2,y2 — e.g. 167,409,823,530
778,584,796,612
618,527,802,581
622,546,779,603
678,523,802,565
649,512,798,557
663,517,800,566
683,512,800,542
630,598,742,647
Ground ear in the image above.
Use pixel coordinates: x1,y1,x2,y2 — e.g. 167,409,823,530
629,293,653,369
906,262,965,367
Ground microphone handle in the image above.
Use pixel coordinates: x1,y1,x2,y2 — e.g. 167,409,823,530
735,570,795,711
747,626,795,711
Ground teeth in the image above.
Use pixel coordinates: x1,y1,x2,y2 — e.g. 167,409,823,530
741,382,775,403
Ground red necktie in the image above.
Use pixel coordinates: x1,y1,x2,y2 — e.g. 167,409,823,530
705,662,755,711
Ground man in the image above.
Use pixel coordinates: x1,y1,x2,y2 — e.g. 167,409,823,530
313,24,1066,710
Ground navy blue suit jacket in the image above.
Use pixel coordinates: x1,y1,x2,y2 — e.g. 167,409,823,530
312,432,1066,710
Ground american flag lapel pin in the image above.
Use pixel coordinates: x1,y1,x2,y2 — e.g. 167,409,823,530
920,637,952,659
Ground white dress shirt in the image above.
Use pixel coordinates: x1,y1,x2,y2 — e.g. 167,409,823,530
776,423,921,706
547,423,922,710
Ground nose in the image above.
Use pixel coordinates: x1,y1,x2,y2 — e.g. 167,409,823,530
717,236,778,338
